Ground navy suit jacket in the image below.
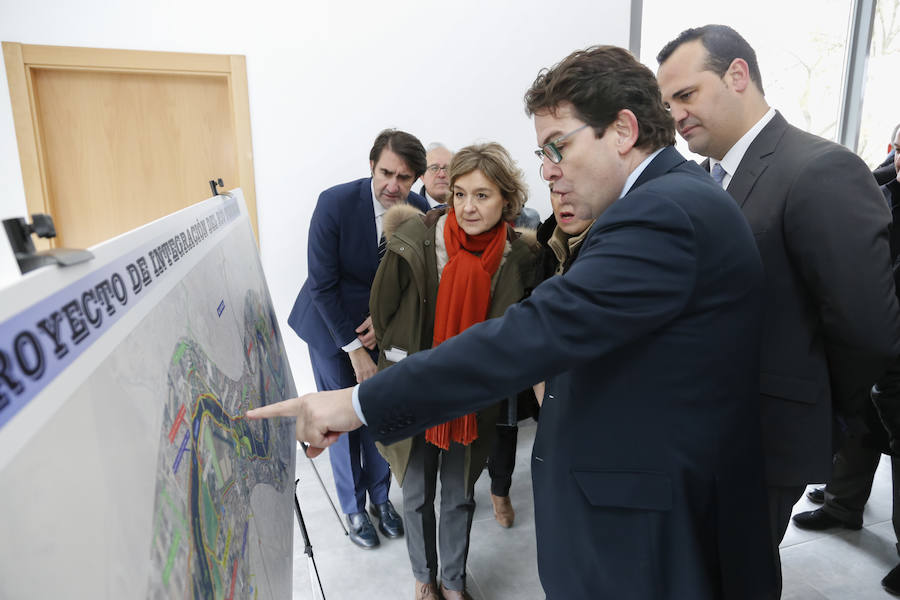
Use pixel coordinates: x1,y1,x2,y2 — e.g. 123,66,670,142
359,147,776,599
288,177,429,356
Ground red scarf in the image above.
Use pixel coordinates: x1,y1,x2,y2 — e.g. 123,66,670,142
425,211,509,450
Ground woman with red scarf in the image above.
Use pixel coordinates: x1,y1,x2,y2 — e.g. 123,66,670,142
370,143,538,600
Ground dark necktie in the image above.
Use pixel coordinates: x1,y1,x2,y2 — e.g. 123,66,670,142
378,233,387,260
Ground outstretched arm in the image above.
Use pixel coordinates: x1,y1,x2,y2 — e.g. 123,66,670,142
245,388,361,458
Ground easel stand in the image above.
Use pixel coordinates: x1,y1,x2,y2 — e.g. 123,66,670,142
294,478,327,600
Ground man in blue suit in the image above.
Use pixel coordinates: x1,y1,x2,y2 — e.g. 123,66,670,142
254,47,777,598
287,129,430,549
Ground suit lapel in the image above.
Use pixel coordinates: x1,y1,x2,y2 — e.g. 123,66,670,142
631,146,686,192
358,177,379,272
727,112,787,208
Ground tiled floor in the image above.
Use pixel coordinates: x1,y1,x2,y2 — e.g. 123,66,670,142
291,421,900,599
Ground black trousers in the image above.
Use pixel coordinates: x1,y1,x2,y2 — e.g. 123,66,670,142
824,391,900,548
488,393,538,497
487,424,517,496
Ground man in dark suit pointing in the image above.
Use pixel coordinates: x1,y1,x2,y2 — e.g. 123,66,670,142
253,47,777,598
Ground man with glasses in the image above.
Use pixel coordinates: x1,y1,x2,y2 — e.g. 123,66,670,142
657,27,900,572
287,129,429,551
419,143,453,208
252,46,777,598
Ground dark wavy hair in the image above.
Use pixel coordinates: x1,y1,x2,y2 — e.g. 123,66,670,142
369,129,427,179
524,45,675,151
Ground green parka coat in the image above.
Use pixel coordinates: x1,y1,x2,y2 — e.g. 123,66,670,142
369,204,539,490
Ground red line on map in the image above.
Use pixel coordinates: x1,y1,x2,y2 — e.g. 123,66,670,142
168,404,187,443
227,558,238,600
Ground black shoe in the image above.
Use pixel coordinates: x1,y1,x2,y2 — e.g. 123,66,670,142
369,500,404,538
792,508,861,531
347,512,380,549
806,487,825,504
883,562,900,596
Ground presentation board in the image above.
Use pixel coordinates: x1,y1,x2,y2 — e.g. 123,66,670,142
0,190,296,599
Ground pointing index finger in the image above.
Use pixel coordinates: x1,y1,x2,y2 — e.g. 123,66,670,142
245,398,300,420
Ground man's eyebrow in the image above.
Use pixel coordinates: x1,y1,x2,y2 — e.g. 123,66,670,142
667,85,693,100
540,130,564,146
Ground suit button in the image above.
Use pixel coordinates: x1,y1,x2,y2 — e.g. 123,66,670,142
379,428,387,435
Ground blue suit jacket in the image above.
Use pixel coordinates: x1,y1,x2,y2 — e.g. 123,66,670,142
288,177,429,356
360,147,776,599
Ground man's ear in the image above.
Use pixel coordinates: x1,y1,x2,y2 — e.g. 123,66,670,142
613,109,640,155
370,160,375,174
726,58,752,93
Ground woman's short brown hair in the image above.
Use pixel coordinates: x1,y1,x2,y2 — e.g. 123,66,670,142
449,142,528,222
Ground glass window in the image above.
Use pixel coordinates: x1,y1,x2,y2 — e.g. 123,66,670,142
640,2,853,161
856,0,900,168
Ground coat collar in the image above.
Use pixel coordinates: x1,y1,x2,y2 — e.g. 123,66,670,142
630,145,687,192
725,111,788,207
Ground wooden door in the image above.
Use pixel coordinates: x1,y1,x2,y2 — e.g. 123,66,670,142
2,43,258,250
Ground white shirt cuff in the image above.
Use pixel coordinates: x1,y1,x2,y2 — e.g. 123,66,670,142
342,338,363,353
351,384,368,426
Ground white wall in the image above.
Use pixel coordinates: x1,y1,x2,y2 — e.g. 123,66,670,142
0,0,631,392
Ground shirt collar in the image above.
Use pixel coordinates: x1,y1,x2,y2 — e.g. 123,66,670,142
424,190,445,208
711,107,776,178
370,179,387,218
620,147,665,198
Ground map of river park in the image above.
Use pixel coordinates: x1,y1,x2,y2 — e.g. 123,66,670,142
147,289,295,600
0,193,296,600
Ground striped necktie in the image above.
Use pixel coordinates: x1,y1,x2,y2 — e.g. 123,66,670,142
378,233,387,260
711,162,727,187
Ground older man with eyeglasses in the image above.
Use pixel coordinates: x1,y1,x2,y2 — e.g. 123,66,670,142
419,143,453,208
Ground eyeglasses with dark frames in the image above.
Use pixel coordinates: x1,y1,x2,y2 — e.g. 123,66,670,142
534,124,590,164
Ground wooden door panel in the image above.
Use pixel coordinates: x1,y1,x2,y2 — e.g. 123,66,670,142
3,43,256,250
32,68,238,248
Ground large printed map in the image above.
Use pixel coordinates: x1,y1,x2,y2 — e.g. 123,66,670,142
0,193,295,599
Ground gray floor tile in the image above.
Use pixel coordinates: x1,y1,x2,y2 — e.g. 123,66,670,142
291,426,900,599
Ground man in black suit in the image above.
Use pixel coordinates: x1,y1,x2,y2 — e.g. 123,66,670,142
793,147,900,596
251,45,777,599
657,25,900,563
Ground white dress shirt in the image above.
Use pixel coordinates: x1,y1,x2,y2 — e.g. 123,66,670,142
709,107,776,189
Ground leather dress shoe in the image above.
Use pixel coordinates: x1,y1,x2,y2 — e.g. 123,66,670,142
792,508,861,531
415,580,441,600
806,487,825,504
883,562,900,596
369,500,404,538
347,512,380,549
440,584,473,600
